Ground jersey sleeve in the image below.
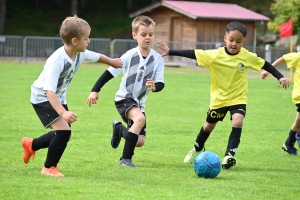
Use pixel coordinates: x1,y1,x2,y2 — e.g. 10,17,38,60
245,50,265,71
283,52,300,69
194,49,217,67
107,53,128,77
154,55,164,83
43,62,62,92
82,50,101,63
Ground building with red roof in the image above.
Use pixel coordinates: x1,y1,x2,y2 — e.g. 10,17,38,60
130,0,269,47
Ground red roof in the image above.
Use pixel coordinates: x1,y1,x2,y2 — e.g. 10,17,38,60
130,1,269,21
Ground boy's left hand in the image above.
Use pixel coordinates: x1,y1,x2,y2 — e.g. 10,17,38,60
146,78,156,91
86,92,99,107
111,58,123,68
278,78,290,89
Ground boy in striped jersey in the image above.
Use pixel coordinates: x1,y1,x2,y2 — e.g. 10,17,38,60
21,16,122,177
86,15,165,168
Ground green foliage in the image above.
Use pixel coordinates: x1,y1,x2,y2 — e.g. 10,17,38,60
0,61,297,199
268,0,300,32
5,0,274,38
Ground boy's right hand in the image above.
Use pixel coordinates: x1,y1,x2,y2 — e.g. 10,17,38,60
86,92,99,107
157,41,170,57
62,111,77,124
261,71,269,79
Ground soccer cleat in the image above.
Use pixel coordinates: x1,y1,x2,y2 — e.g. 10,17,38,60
222,153,236,169
41,166,65,177
183,147,205,164
282,143,298,155
118,158,137,168
111,120,122,149
295,134,300,147
21,137,36,164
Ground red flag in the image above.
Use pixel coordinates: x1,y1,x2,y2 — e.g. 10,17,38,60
279,19,293,38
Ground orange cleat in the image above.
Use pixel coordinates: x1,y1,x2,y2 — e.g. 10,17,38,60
41,166,65,177
21,137,36,164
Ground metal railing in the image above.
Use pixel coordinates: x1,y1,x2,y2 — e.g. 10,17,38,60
0,35,297,68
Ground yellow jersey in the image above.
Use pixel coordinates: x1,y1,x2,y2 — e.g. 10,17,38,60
283,52,300,104
195,47,265,109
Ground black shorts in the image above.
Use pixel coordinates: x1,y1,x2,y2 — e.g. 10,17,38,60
32,101,70,128
115,98,146,136
206,104,246,123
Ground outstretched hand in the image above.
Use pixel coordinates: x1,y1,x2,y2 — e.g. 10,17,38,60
86,92,99,107
278,78,290,89
157,41,170,57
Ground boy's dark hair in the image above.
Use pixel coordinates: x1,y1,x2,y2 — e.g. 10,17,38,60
226,21,247,37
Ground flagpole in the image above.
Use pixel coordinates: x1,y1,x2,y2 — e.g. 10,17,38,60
290,36,293,82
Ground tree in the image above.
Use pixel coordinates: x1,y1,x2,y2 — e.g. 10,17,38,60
0,0,6,34
268,0,300,33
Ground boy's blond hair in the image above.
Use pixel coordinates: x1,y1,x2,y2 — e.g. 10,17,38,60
132,15,155,33
59,15,91,45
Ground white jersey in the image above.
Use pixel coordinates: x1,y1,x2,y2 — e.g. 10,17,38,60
108,47,164,112
31,46,100,104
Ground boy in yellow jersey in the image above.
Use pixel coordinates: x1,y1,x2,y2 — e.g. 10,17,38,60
157,21,290,169
262,53,300,155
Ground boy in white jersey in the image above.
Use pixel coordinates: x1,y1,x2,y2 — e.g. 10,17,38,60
157,21,290,169
262,53,300,155
21,16,122,177
86,15,165,168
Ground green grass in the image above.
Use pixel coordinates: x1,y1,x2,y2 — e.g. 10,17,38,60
0,61,297,199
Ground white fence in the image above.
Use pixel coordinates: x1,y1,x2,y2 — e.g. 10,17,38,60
0,35,297,67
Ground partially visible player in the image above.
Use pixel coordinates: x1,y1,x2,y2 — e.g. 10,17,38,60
262,52,300,155
86,15,165,168
21,15,122,177
157,21,290,169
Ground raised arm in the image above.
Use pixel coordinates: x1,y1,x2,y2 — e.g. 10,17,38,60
261,60,290,88
97,54,123,68
261,57,285,79
157,41,196,59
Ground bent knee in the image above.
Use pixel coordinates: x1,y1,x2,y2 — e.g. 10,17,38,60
135,116,146,126
136,141,144,147
136,136,145,147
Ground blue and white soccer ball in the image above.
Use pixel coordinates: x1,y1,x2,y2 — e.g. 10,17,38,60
193,151,221,178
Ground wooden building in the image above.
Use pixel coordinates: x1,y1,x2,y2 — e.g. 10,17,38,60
129,1,269,47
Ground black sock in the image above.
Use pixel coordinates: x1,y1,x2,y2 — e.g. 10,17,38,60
116,123,128,139
122,132,138,159
225,127,242,157
44,130,71,168
194,127,210,151
31,131,55,151
285,130,297,146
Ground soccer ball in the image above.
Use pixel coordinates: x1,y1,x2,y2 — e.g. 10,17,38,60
193,151,221,178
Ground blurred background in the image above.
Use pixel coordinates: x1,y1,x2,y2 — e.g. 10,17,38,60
0,0,299,66
0,0,274,38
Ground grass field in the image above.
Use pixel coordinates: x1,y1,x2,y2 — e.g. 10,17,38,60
0,61,298,199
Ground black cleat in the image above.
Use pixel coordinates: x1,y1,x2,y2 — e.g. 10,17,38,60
111,120,122,148
222,153,236,169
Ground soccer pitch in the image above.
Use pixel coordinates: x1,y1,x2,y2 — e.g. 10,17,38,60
0,61,297,199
